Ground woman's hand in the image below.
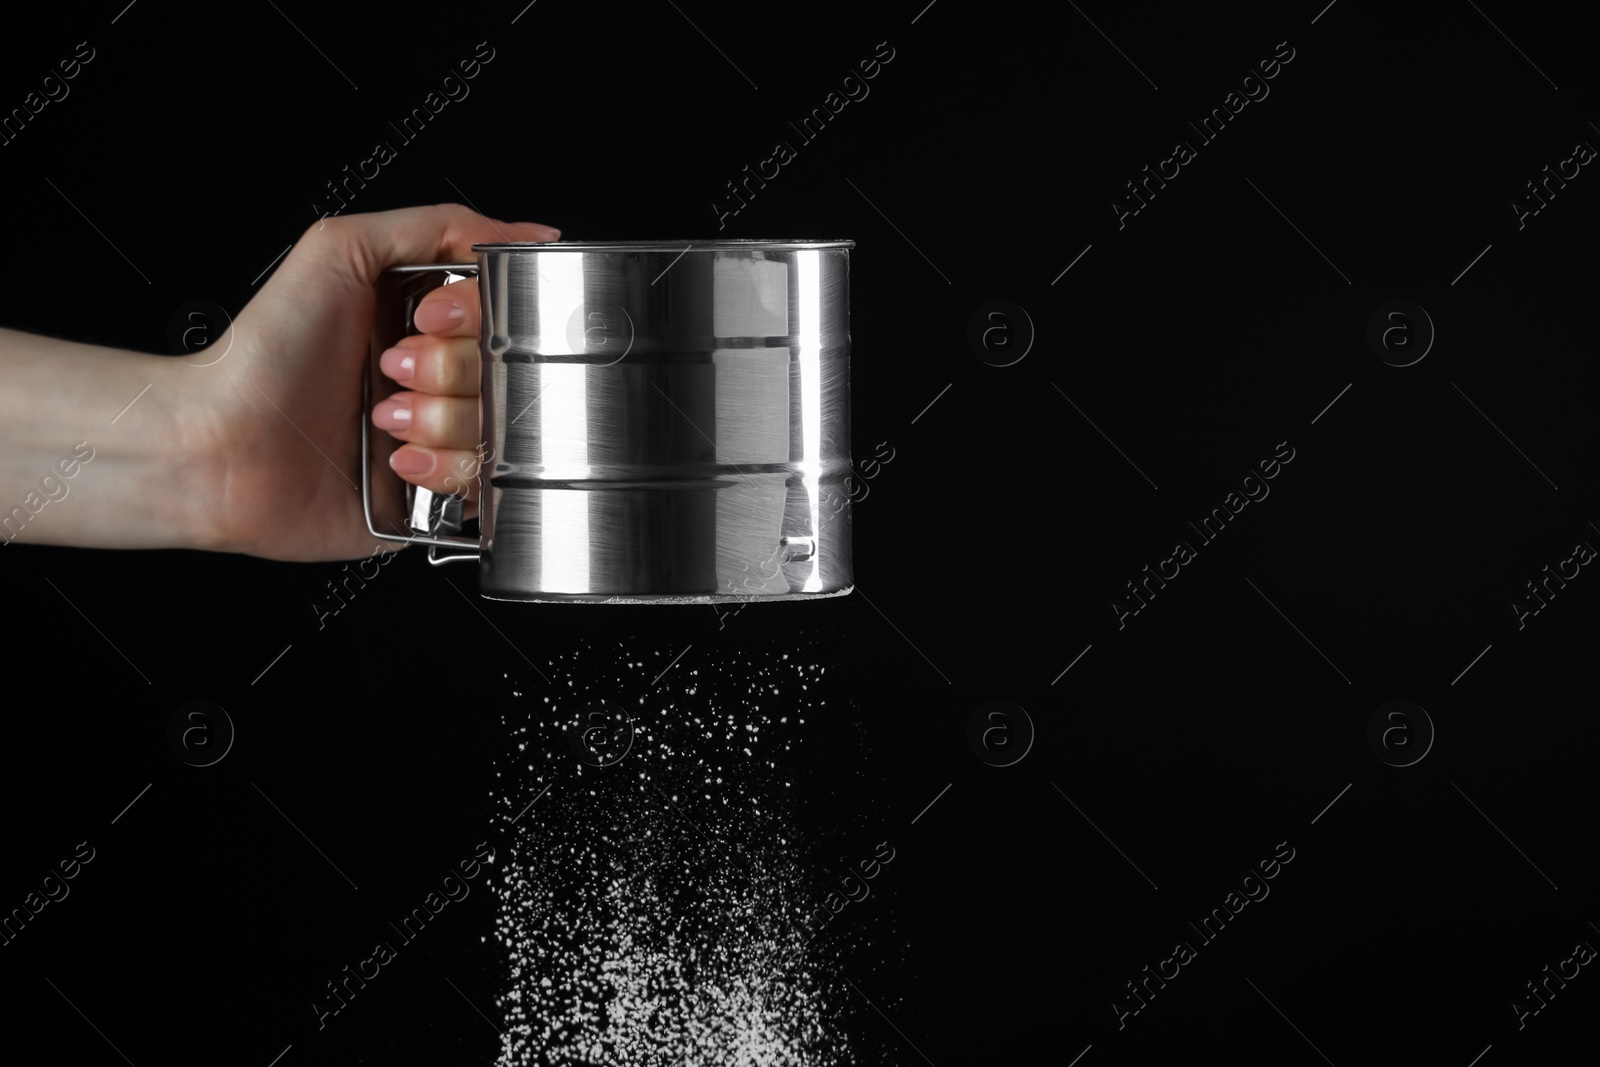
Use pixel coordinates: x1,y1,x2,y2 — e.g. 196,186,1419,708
196,203,558,561
0,204,555,560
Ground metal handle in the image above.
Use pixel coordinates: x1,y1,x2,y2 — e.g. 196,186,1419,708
362,264,481,562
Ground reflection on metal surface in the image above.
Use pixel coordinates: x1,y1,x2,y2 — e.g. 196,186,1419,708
370,241,854,603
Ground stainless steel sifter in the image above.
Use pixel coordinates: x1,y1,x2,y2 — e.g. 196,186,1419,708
362,240,855,603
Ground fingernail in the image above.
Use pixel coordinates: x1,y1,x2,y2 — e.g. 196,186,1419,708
389,448,433,475
380,346,415,382
542,227,561,241
416,299,465,332
372,397,411,430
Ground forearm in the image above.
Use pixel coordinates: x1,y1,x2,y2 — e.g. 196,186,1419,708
0,327,220,552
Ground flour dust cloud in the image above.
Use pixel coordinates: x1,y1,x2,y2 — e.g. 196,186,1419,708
487,633,897,1066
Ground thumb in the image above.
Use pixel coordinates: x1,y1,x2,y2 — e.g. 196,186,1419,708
326,202,561,281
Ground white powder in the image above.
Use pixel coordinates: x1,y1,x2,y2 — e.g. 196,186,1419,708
489,639,873,1066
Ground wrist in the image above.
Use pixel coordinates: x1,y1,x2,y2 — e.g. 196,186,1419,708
0,328,231,554
72,348,233,554
156,353,238,555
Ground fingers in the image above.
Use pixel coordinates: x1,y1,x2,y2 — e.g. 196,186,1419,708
386,444,487,502
372,388,479,451
346,204,555,503
319,202,559,283
376,279,484,495
379,332,479,396
378,275,480,406
414,277,481,339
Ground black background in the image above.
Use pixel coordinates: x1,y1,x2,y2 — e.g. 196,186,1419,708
2,1,1597,1065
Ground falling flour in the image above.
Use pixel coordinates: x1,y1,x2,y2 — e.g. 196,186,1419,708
488,635,893,1066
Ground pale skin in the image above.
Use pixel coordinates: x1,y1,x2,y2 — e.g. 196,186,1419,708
0,204,558,561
